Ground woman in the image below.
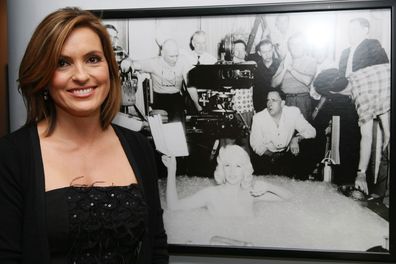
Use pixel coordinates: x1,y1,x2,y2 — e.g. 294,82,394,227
163,144,292,218
0,7,168,263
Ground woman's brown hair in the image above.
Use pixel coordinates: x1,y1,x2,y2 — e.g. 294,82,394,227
18,7,121,135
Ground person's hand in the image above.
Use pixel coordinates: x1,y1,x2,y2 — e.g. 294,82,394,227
250,181,270,197
325,121,332,136
196,104,203,113
120,58,133,73
260,141,275,156
161,155,176,171
149,109,168,123
141,121,149,130
289,137,300,156
355,171,368,195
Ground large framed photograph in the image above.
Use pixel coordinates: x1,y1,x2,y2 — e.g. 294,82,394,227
93,0,395,262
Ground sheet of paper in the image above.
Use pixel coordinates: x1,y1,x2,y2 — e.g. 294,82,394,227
148,115,189,157
163,122,189,157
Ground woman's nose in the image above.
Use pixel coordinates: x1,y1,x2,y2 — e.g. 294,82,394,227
72,64,89,83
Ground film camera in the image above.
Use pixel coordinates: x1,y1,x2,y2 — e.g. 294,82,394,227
187,62,256,137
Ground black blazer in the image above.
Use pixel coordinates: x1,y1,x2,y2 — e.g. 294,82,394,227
339,38,389,77
0,124,168,264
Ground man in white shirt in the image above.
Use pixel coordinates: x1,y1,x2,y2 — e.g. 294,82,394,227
132,39,201,122
250,89,316,176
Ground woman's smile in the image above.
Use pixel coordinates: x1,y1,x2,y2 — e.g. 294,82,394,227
49,27,110,118
68,87,95,97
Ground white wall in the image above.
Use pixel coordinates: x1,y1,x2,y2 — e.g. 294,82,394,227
6,0,388,263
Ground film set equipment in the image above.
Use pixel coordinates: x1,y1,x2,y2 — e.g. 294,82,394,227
120,69,138,113
186,63,256,138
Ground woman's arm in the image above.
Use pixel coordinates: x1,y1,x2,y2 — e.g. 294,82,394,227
0,138,23,263
149,167,169,264
250,180,292,201
162,156,209,211
120,129,169,263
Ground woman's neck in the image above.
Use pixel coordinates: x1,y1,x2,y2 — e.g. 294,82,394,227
38,111,108,147
222,183,244,193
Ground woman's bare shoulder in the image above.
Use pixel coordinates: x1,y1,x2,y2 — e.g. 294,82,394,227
196,185,220,197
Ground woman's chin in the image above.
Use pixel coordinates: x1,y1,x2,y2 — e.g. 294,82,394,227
225,179,241,186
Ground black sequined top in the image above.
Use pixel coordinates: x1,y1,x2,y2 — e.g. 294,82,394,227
46,184,147,264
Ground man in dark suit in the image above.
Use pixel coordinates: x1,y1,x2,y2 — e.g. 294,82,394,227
249,39,281,113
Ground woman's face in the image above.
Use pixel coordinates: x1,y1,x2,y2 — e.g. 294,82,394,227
223,154,245,185
49,27,110,119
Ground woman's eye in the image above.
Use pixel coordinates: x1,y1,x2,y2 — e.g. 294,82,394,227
58,58,69,68
87,55,102,64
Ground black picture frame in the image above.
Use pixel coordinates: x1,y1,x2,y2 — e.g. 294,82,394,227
92,0,395,262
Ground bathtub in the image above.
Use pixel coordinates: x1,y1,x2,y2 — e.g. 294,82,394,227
158,175,388,252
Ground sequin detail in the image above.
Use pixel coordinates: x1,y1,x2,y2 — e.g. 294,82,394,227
66,184,147,263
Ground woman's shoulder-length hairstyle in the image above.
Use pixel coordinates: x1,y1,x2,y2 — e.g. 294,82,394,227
214,144,254,189
18,7,121,135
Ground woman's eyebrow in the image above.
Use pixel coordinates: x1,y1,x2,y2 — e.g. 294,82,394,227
59,50,104,59
85,50,104,55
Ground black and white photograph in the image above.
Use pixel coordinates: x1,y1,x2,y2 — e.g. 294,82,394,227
99,0,393,260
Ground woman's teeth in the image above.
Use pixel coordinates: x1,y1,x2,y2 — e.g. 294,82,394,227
72,88,93,95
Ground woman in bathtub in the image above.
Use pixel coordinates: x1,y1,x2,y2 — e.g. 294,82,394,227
162,144,292,218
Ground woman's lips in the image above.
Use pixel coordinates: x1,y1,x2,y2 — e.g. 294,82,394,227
68,87,95,97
